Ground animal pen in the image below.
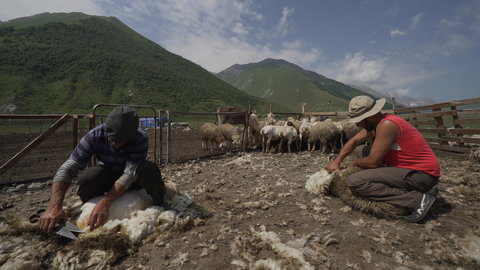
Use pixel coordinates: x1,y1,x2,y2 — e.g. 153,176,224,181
1,97,479,185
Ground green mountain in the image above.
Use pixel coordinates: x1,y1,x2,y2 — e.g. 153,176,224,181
216,58,387,112
0,12,283,114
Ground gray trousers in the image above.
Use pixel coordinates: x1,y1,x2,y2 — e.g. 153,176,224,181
346,145,438,210
76,160,165,206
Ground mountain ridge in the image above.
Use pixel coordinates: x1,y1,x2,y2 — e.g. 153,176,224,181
216,58,391,112
0,12,285,114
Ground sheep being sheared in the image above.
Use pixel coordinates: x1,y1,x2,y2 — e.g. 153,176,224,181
306,167,405,218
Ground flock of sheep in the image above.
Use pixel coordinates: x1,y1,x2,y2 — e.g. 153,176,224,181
200,113,363,154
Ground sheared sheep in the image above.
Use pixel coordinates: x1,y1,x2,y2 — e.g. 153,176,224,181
306,167,405,218
200,123,226,151
260,125,282,153
260,122,299,153
279,124,300,153
218,123,241,148
248,114,263,149
307,120,340,153
299,118,316,150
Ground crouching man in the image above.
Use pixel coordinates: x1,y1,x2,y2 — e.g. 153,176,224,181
39,106,165,233
326,96,440,223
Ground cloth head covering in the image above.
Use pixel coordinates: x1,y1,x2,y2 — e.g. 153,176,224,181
105,106,139,143
347,96,386,123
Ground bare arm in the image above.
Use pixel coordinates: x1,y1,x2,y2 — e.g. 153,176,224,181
350,120,398,169
87,182,127,230
326,129,372,173
39,181,70,234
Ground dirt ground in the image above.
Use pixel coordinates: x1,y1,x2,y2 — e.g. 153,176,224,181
0,128,479,269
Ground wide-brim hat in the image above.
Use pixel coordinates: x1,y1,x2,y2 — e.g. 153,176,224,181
347,96,386,124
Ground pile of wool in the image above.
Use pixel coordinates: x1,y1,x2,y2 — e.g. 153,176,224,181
230,225,314,270
305,167,405,218
230,226,338,270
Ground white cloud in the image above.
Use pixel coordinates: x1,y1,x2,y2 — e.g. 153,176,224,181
275,6,295,37
410,12,423,29
335,53,387,85
0,0,104,21
390,12,423,38
390,29,406,37
388,88,411,98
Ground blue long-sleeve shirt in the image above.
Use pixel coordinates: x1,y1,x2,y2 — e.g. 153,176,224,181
53,123,148,188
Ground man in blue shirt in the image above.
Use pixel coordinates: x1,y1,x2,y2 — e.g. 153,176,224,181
39,106,165,233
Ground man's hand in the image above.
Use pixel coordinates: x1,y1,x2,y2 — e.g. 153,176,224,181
39,207,67,234
88,200,109,231
326,160,341,174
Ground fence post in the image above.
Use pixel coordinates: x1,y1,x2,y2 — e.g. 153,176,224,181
72,114,78,150
451,105,464,147
166,111,171,164
158,110,163,165
432,108,447,145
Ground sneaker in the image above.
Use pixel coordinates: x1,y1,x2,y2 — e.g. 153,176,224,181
403,194,436,223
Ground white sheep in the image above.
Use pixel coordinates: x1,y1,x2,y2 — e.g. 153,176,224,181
247,113,263,149
200,123,226,151
260,124,284,153
265,112,276,125
299,118,316,150
260,122,299,153
279,124,300,153
218,123,241,148
307,120,340,153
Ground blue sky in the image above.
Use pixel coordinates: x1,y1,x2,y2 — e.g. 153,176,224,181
1,0,479,102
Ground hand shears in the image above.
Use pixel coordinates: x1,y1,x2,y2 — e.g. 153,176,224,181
29,209,84,240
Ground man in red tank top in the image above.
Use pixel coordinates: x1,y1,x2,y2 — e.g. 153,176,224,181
326,96,440,223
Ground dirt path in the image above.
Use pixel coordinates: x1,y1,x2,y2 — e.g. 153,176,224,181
0,150,479,269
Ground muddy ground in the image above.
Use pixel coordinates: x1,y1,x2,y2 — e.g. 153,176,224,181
0,128,479,269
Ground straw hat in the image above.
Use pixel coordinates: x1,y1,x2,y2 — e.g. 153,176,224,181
347,96,386,124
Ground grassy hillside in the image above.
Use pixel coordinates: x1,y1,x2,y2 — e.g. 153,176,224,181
217,58,386,112
0,12,282,114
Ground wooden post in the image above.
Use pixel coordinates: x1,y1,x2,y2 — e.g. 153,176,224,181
451,105,464,147
432,108,447,145
72,114,78,150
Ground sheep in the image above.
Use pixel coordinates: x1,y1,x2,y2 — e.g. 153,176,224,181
260,122,299,153
279,124,300,153
200,123,226,151
307,120,340,153
260,125,283,153
265,112,276,125
218,123,241,148
339,119,362,146
299,118,315,150
306,167,405,218
247,113,263,149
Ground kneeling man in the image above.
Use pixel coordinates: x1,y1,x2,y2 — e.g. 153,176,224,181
40,106,165,233
327,96,440,222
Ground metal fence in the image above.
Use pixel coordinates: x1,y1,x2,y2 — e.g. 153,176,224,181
1,98,479,185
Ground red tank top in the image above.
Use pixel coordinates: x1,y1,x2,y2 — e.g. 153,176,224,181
381,114,441,177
